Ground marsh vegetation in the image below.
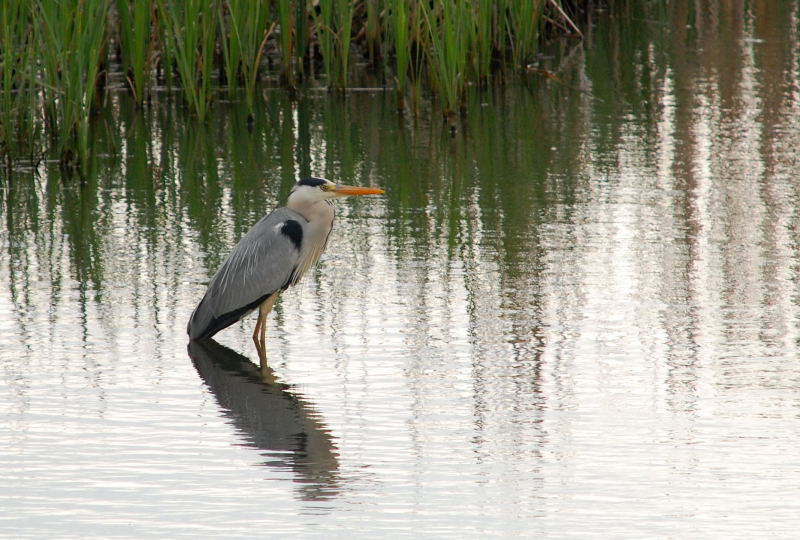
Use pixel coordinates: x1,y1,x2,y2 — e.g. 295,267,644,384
0,0,582,173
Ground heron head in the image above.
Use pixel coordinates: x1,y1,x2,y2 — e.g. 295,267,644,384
289,177,384,204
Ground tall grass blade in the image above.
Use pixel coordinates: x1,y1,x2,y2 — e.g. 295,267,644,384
294,0,308,78
336,0,354,88
37,0,111,170
365,0,380,66
156,0,216,120
0,0,37,166
219,0,271,111
420,0,468,125
117,0,153,105
218,0,243,99
276,0,295,88
390,0,408,110
314,0,334,86
506,0,544,69
313,0,353,89
472,0,493,84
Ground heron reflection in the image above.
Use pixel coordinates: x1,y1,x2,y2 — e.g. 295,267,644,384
188,339,340,501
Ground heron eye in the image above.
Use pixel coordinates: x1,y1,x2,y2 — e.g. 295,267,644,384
320,184,331,191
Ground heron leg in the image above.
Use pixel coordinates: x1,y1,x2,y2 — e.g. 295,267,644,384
252,292,279,367
259,310,267,344
252,313,262,342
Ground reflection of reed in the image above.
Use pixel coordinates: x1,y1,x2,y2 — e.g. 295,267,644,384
188,340,340,501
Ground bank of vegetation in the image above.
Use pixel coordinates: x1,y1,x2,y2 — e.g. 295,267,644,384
0,0,582,172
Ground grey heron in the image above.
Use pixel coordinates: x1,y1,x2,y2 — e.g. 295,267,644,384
187,177,384,358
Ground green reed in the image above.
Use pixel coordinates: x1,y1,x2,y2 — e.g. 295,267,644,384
365,0,381,66
156,0,216,120
408,2,426,113
117,0,153,106
420,0,469,123
314,1,333,85
276,0,295,88
219,2,242,99
314,0,354,89
471,0,493,84
37,0,110,170
0,0,36,166
504,0,545,69
336,0,354,88
389,0,409,110
294,0,309,79
219,0,271,111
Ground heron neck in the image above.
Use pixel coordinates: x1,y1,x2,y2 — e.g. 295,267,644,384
287,198,334,224
284,198,335,286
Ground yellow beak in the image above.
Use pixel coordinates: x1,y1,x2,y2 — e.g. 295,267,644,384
332,184,385,196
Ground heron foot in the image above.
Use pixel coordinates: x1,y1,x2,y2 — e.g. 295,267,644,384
254,336,268,370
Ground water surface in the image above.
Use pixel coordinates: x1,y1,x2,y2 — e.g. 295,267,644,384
2,2,800,538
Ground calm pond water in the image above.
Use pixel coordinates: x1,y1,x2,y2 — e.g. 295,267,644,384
3,2,800,538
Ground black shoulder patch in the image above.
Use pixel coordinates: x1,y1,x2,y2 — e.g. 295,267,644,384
297,177,327,187
280,220,303,250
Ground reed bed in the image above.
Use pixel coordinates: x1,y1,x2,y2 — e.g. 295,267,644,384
0,0,581,172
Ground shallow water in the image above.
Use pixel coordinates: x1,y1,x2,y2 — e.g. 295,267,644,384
3,2,800,538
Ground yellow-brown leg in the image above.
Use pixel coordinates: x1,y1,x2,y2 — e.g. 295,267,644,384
253,314,265,363
259,310,267,344
252,293,279,368
252,311,264,343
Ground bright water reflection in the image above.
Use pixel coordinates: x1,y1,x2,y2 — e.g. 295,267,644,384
3,1,800,537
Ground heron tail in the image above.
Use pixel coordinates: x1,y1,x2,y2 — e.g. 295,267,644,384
187,292,272,341
187,298,216,341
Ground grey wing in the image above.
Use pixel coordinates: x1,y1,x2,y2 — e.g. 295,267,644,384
187,207,306,340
